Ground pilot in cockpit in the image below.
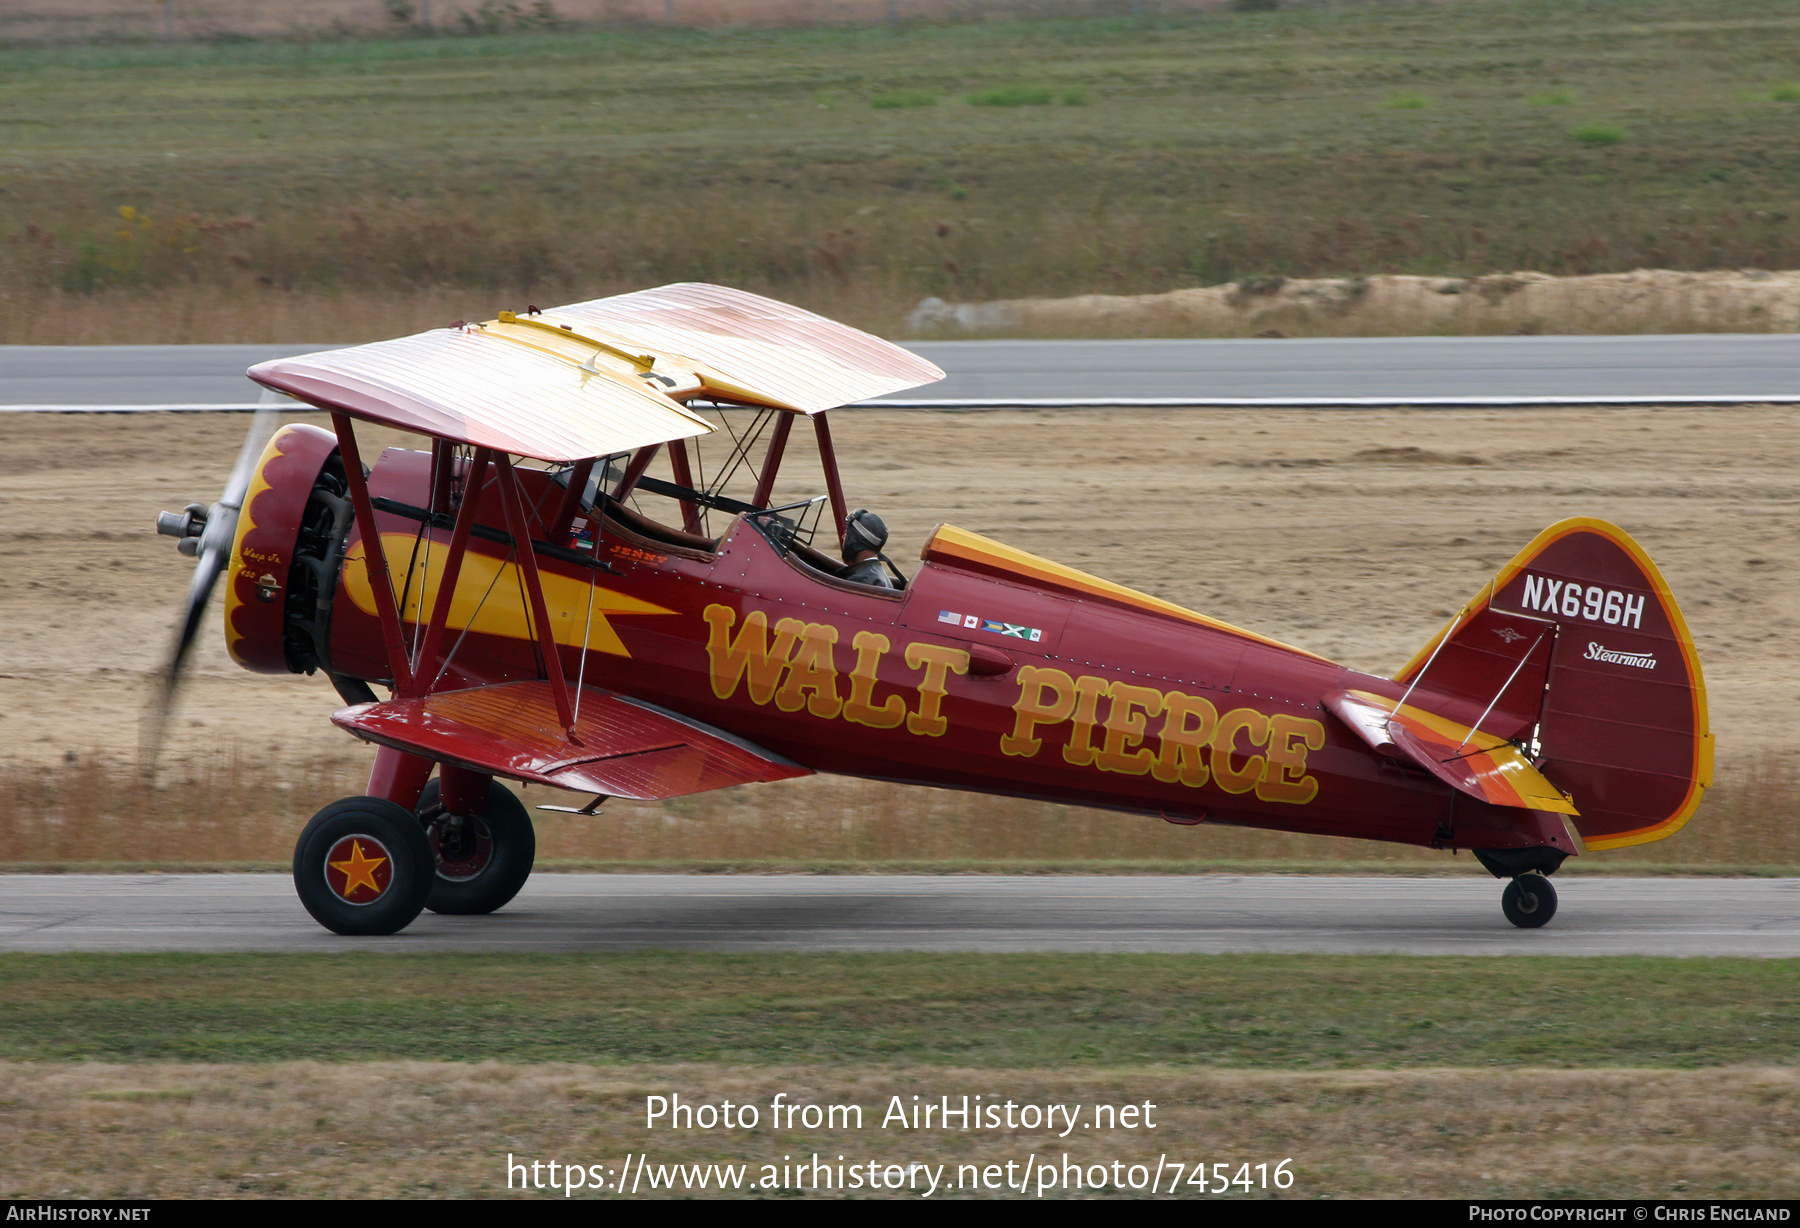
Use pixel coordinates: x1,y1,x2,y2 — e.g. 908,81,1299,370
840,508,900,589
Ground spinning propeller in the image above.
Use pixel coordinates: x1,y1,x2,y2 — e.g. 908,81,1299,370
143,396,281,764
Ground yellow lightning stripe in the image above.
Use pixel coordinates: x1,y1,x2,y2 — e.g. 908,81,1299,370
342,533,675,658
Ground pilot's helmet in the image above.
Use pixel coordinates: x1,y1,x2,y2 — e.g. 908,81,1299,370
842,508,889,562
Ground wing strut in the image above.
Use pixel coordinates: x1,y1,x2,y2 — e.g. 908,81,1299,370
332,412,415,696
411,446,494,692
547,455,594,543
494,454,579,738
612,443,661,501
329,418,583,745
666,439,705,534
812,411,850,545
751,411,794,509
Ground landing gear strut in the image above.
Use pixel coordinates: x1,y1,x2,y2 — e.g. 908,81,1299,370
414,777,536,916
1500,872,1558,929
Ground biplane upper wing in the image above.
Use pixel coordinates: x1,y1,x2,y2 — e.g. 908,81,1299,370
540,282,945,413
332,680,812,801
247,323,717,463
246,283,943,461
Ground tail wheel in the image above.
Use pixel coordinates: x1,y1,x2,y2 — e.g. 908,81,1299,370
415,778,536,916
1501,872,1558,929
293,797,435,936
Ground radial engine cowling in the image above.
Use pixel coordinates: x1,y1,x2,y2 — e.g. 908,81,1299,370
224,423,346,675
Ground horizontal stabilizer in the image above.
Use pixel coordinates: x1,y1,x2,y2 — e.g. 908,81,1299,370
332,681,811,801
1325,689,1578,816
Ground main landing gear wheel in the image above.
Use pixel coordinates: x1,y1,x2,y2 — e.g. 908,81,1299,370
293,797,436,936
1501,872,1558,929
415,779,536,916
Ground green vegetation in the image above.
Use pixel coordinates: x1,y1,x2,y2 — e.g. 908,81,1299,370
2,0,1799,329
1,953,1794,1067
1770,82,1800,101
7,860,1799,875
1386,92,1430,109
968,84,1054,106
869,89,936,108
1529,89,1575,106
1571,121,1627,145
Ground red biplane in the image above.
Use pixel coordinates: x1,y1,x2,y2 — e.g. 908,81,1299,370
153,284,1711,935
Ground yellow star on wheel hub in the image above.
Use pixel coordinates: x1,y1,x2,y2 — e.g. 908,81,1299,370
329,839,388,901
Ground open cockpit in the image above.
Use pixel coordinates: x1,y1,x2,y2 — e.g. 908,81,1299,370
545,400,909,594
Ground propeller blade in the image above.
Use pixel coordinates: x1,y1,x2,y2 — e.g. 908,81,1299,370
141,397,283,771
140,522,232,771
166,514,235,687
220,394,280,512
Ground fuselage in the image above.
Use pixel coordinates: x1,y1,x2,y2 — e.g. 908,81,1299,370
301,446,1556,853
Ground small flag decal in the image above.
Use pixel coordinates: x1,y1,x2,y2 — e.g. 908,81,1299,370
936,609,1043,644
982,619,1039,640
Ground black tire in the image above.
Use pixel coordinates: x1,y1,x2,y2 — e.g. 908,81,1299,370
293,796,435,936
1501,872,1558,929
415,778,536,916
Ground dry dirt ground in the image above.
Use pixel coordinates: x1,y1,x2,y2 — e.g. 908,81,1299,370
911,269,1800,337
2,405,1793,772
4,1061,1795,1199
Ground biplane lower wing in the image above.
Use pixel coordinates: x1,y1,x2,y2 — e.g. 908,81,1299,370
332,681,811,801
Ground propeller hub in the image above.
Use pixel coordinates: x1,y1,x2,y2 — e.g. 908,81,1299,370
155,502,210,553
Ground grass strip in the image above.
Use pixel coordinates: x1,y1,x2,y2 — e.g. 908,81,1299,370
6,1062,1798,1199
4,0,1800,323
6,860,1797,875
1,952,1793,1067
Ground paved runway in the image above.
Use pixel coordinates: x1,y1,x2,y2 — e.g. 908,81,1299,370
897,335,1800,406
2,874,1795,956
4,335,1799,409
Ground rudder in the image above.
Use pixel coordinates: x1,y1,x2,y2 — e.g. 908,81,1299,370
1395,518,1712,850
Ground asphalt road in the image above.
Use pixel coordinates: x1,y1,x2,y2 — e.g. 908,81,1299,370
2,874,1795,955
4,335,1799,409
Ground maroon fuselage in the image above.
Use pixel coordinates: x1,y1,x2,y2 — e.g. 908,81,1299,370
317,447,1564,854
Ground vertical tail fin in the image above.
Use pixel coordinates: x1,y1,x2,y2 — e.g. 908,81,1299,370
1396,518,1712,850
